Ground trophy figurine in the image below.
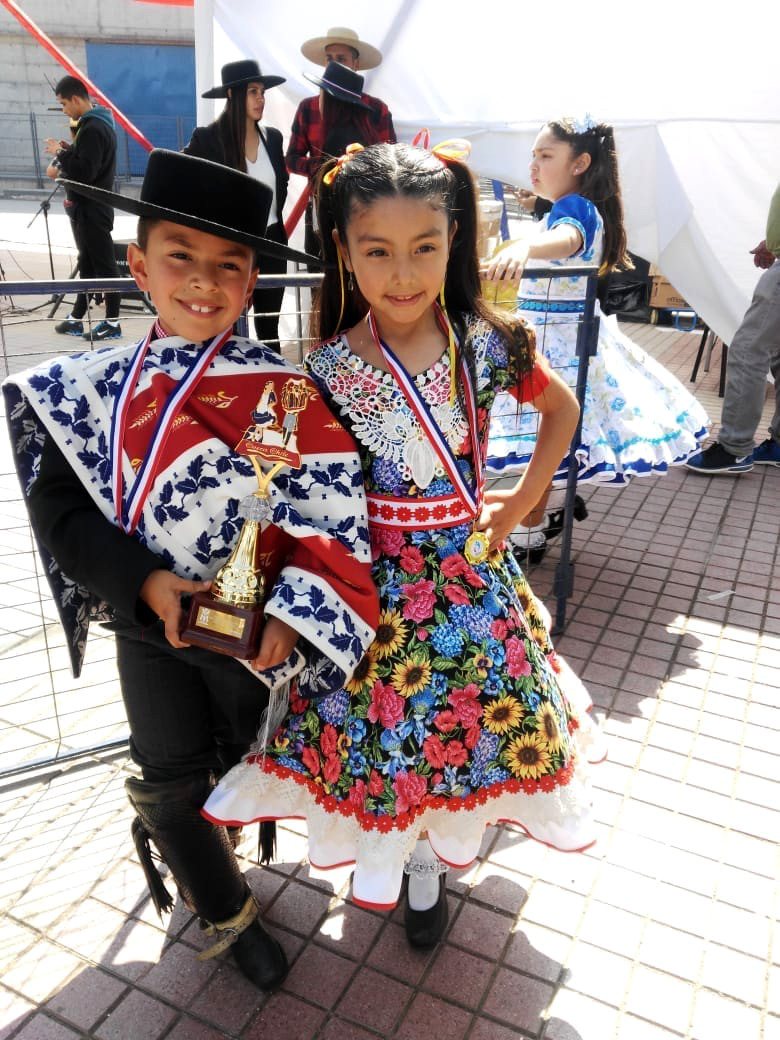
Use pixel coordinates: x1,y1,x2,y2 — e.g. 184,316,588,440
181,376,315,659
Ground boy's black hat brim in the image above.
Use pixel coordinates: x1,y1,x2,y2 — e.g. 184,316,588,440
58,177,320,268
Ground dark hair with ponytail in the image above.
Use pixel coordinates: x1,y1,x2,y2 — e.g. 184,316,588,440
547,118,632,274
312,141,533,397
214,82,255,172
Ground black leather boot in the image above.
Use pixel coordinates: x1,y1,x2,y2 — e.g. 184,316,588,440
125,773,287,989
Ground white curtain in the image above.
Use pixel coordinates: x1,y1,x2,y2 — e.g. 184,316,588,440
194,0,780,343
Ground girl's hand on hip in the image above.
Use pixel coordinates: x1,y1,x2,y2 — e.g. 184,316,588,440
477,489,533,551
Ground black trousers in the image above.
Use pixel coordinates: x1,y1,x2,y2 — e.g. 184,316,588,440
252,221,287,348
303,200,323,272
113,620,269,783
69,203,120,320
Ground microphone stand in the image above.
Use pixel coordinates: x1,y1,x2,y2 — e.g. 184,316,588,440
27,178,59,281
22,180,79,316
0,258,17,313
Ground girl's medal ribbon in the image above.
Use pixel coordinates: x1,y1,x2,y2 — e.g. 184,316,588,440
366,308,488,564
110,326,233,534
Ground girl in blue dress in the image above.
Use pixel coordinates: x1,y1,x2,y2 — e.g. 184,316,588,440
484,117,708,556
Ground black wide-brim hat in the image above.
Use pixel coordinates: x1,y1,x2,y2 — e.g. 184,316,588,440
58,150,319,267
303,61,371,110
202,59,285,99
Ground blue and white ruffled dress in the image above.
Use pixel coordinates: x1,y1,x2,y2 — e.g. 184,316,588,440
487,194,709,485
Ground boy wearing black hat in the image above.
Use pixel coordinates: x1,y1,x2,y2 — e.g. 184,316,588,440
3,150,378,990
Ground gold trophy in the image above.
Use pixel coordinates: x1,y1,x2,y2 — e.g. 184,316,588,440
181,376,315,659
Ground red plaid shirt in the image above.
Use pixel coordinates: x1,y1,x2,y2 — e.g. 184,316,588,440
286,94,396,182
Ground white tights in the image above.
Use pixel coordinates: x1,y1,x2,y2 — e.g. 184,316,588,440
404,837,448,911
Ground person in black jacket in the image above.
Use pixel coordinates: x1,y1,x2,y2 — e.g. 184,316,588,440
46,75,121,342
185,60,289,348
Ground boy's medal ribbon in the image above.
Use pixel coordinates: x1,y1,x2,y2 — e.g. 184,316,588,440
110,326,233,534
366,308,488,564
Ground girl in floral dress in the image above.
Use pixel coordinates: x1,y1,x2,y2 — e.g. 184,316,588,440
484,117,709,558
205,141,605,946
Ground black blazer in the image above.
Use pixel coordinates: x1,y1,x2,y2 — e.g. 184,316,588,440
183,122,288,227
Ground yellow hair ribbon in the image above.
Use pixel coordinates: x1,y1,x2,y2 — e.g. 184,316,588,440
431,138,472,164
322,142,365,185
439,285,458,407
411,130,472,166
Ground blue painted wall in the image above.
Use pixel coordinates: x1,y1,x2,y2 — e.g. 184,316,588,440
85,43,196,176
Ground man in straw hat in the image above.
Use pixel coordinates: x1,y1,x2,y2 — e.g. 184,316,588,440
287,27,395,254
3,149,378,990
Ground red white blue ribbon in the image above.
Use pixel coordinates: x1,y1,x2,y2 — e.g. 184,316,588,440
366,307,483,518
110,326,233,534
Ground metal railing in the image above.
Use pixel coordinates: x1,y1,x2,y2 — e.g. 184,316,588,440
0,268,598,780
0,113,195,186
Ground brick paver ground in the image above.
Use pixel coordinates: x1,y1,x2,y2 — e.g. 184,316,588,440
1,250,777,1039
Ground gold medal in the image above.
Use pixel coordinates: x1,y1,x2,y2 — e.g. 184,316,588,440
464,529,489,565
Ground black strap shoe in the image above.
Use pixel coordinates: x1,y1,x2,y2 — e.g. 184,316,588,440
404,874,449,948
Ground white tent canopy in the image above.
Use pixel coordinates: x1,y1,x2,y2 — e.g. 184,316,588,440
194,0,779,343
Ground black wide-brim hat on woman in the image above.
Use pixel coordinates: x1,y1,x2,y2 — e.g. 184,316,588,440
58,149,318,267
202,59,285,98
303,61,371,110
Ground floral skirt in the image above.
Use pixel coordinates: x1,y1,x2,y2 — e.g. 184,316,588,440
487,312,709,483
204,531,605,909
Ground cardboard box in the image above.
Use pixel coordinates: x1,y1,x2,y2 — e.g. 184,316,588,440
648,262,662,277
649,276,688,310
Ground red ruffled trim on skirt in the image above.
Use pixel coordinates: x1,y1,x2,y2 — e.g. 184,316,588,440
240,752,578,834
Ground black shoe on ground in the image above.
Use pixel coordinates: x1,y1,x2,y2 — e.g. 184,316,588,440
685,442,753,474
544,494,589,542
404,875,449,948
512,542,547,567
230,918,288,989
508,528,547,567
54,317,84,336
83,320,122,342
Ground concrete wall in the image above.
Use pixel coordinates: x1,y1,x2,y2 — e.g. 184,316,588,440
0,0,194,187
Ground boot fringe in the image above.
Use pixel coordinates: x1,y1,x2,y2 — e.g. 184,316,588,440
131,816,174,917
259,820,276,864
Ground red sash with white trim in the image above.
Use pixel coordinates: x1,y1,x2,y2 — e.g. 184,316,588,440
366,492,471,530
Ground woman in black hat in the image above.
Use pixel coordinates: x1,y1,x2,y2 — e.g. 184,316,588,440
184,60,289,348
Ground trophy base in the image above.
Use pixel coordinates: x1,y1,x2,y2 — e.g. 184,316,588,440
181,590,265,660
